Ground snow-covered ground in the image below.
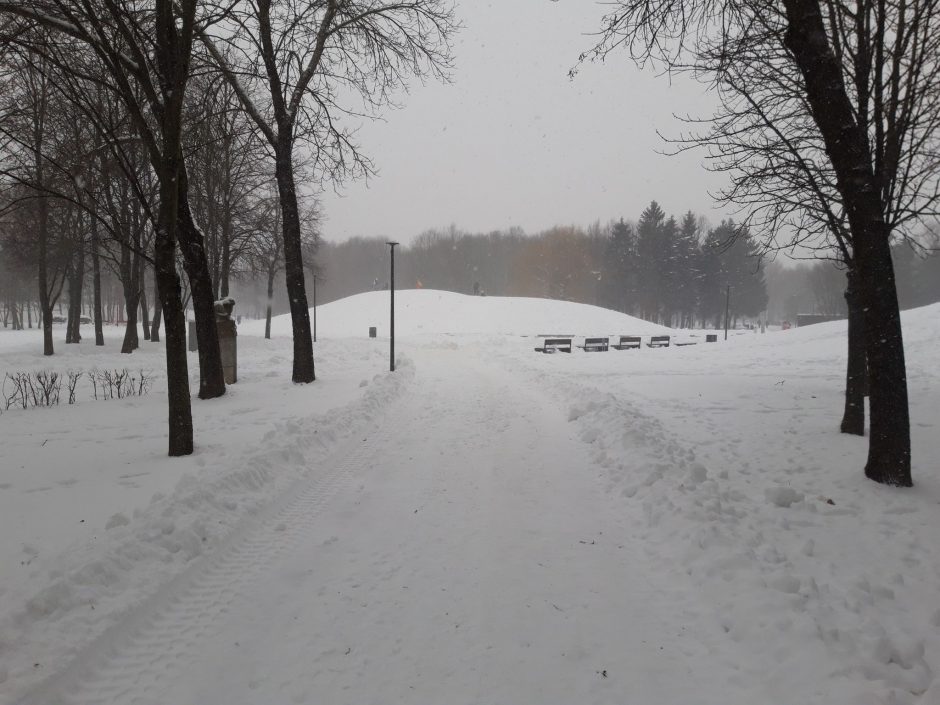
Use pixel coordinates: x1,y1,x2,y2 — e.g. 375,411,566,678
1,290,937,705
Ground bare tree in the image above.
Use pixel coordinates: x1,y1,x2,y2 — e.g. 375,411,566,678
0,39,64,355
199,0,455,383
185,73,270,300
0,0,224,455
583,0,933,485
650,0,940,439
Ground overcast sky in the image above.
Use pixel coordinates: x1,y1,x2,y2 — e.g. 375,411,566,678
318,1,729,245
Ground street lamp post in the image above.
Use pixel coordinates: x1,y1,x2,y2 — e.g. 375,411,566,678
387,242,399,372
312,274,317,343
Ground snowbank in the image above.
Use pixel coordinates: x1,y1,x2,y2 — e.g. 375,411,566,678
0,328,413,701
494,301,940,703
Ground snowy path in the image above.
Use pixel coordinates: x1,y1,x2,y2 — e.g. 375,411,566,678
19,347,759,705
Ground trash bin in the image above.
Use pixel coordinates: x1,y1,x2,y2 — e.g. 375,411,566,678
369,326,377,338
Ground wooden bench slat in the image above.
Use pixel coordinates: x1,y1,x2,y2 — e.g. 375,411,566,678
534,337,573,353
578,336,609,352
612,335,642,350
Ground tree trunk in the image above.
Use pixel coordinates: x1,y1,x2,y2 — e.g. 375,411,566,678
265,264,276,340
176,163,225,399
274,138,315,382
154,222,193,456
841,269,866,435
782,0,911,486
151,277,162,342
91,217,104,346
36,189,54,356
65,245,84,344
856,236,909,484
220,228,231,298
119,243,140,354
140,254,151,340
121,291,140,354
152,95,193,454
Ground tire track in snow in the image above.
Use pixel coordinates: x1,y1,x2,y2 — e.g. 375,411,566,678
16,402,404,705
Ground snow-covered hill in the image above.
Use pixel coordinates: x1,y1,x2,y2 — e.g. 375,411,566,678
240,289,674,339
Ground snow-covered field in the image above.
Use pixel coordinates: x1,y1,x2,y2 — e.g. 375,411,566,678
1,289,937,705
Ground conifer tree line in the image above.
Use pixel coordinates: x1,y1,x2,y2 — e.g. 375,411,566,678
315,202,769,328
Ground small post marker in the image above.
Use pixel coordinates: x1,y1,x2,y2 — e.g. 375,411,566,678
387,242,399,372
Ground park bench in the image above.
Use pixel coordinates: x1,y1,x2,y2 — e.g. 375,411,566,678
612,335,642,350
578,337,609,352
647,335,671,348
534,337,573,353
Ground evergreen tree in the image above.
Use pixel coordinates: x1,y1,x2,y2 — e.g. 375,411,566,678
602,218,636,313
674,212,701,327
698,223,728,327
660,215,681,325
699,220,767,326
635,201,667,322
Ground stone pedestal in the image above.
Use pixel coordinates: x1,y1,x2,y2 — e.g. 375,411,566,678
217,318,237,384
213,297,237,384
188,299,237,382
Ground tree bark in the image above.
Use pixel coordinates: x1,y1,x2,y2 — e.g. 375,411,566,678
265,263,276,340
65,242,84,344
119,241,140,354
139,253,151,340
154,220,193,456
150,276,162,342
220,226,231,298
121,290,140,353
153,0,194,455
35,168,54,355
91,216,104,346
176,163,225,399
782,0,911,486
840,269,866,435
274,138,315,382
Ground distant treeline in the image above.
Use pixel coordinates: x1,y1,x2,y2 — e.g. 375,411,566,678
316,202,768,328
766,243,940,324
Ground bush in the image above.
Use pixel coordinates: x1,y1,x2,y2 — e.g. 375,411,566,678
2,368,152,411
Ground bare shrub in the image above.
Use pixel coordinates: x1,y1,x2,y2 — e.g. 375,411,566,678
2,371,62,409
66,370,83,405
90,368,154,401
34,370,61,407
2,368,152,411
